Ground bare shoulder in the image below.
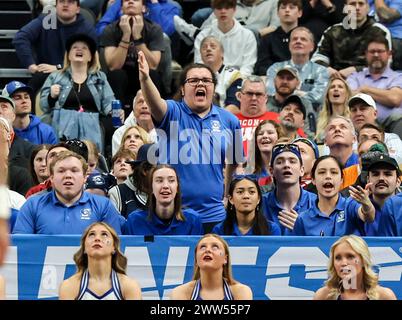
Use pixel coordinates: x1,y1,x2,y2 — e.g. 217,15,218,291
231,282,253,300
170,281,196,300
59,273,81,300
313,286,331,300
118,274,142,300
376,286,397,300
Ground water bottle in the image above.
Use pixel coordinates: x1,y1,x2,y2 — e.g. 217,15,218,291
112,100,123,128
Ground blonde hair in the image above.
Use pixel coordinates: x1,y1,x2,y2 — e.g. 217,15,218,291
119,125,150,154
325,235,379,300
73,222,127,274
315,77,352,143
192,234,236,285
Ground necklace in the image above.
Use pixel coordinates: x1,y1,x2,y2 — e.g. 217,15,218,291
71,79,86,112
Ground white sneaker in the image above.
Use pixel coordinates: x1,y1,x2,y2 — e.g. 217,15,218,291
173,15,198,46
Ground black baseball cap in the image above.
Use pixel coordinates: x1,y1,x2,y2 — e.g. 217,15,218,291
65,33,97,57
282,95,307,119
367,153,401,176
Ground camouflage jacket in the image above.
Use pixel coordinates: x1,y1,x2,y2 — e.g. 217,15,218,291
311,17,391,71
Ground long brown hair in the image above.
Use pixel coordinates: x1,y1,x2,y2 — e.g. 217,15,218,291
247,120,283,175
73,222,127,274
192,234,236,285
147,164,185,221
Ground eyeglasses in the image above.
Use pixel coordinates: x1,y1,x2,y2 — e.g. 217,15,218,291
367,49,387,55
271,143,300,154
232,174,258,182
58,0,77,4
184,78,214,86
242,91,265,99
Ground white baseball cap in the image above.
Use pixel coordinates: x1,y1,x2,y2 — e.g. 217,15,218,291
348,93,377,110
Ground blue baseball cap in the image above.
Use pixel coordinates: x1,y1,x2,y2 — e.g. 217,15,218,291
293,138,320,159
2,81,33,97
270,143,303,167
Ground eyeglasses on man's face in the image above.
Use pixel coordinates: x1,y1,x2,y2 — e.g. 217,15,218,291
184,78,214,87
367,49,387,55
241,91,265,99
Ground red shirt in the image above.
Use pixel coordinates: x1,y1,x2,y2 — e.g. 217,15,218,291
25,179,52,198
236,112,279,156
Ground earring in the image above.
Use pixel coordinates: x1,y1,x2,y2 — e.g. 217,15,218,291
112,251,116,255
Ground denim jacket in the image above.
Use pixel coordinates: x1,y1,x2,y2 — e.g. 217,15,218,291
39,68,115,152
40,68,114,116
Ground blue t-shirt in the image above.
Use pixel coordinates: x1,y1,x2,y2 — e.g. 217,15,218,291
377,193,402,236
13,191,122,234
212,218,281,235
369,0,402,38
262,188,317,235
293,195,364,236
123,208,204,235
156,100,244,223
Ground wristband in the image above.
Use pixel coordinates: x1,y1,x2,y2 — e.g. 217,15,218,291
0,186,11,219
134,37,144,45
119,44,129,49
120,40,130,44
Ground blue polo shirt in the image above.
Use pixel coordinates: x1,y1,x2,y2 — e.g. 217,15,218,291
13,191,122,234
262,188,317,235
9,208,19,233
377,193,402,236
156,100,244,223
212,218,281,236
363,198,385,236
293,195,364,236
122,208,204,235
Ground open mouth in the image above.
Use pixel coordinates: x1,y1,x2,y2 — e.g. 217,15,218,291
195,89,206,97
203,255,213,261
323,182,334,190
340,266,352,274
261,139,271,145
284,116,294,122
63,181,74,186
282,171,293,177
75,52,83,58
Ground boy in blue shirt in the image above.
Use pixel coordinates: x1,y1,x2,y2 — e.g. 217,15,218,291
13,151,122,234
262,143,317,235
